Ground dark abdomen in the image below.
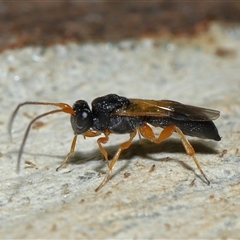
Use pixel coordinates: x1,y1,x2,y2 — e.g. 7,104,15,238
146,117,221,141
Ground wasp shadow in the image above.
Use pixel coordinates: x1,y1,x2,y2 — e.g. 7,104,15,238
67,138,219,178
10,138,219,182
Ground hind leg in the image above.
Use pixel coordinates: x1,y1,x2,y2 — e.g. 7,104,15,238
138,123,210,184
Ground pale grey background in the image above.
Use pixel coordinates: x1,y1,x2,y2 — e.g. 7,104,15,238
0,22,240,238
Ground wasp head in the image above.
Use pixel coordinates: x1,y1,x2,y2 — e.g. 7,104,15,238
71,100,93,134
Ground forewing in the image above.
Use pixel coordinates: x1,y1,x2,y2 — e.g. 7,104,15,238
167,101,220,120
112,99,173,117
113,99,220,121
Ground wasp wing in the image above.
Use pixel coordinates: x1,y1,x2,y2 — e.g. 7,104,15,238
113,99,220,121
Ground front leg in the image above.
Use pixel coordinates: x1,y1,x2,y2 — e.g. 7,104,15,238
56,130,101,171
56,134,78,171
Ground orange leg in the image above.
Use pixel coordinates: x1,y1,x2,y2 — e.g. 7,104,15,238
138,123,210,185
174,126,210,185
97,130,111,167
56,134,78,171
56,130,101,171
83,130,101,138
139,123,175,143
95,129,137,191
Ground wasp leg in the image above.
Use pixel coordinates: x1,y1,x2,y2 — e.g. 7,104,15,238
97,130,111,167
56,134,78,171
138,123,210,185
56,130,101,171
139,123,175,142
95,129,137,192
83,130,101,138
174,126,210,185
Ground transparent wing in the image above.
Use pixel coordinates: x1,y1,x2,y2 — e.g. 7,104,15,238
113,99,220,121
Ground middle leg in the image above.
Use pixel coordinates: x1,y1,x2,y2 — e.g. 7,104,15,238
95,129,137,191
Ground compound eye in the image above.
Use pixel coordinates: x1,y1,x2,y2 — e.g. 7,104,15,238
74,109,92,133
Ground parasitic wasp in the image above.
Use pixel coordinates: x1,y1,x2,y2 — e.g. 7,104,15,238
9,94,221,191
